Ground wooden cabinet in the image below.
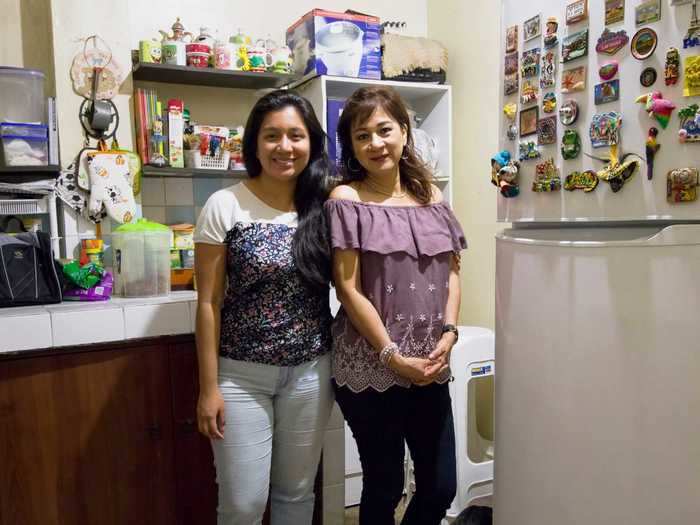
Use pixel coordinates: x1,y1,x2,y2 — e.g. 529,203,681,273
0,342,176,525
0,336,323,525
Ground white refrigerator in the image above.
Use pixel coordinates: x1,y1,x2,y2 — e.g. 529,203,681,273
495,1,700,524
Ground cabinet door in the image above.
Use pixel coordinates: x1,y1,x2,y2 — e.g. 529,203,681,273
0,344,176,525
169,341,218,525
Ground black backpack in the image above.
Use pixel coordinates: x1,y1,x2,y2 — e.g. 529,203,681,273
0,230,63,307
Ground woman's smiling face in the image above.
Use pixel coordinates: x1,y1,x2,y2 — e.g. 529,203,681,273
256,106,311,181
350,106,407,177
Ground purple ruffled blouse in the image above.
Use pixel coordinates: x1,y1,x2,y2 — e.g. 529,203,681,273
325,199,467,393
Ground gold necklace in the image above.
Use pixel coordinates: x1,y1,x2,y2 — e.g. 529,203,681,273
364,178,406,198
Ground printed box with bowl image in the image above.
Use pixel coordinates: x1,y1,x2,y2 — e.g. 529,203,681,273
286,9,381,79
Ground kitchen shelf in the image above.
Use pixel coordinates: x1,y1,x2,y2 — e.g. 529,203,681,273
0,165,60,173
142,166,247,179
132,63,298,90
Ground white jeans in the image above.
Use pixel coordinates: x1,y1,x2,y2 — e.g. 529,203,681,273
212,353,333,525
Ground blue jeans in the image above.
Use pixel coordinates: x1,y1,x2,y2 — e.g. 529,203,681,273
212,354,333,525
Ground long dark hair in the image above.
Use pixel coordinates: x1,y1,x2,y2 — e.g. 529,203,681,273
337,86,433,204
242,90,334,291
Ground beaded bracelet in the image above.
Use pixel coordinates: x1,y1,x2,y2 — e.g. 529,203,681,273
379,342,399,367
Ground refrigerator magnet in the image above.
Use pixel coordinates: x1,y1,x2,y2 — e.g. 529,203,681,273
544,17,559,49
631,28,658,59
683,0,700,48
562,29,589,62
521,48,541,78
605,0,625,25
635,91,676,129
519,106,539,137
678,104,700,143
667,168,699,202
645,127,660,180
599,61,619,80
524,14,542,42
521,80,540,107
540,50,557,88
559,100,579,125
590,112,622,148
564,170,599,192
561,66,586,93
640,67,658,87
597,155,641,193
596,28,629,55
543,92,557,113
665,48,680,85
519,140,541,161
506,25,518,53
566,0,588,25
595,79,620,105
561,129,582,160
635,0,661,26
537,116,557,145
532,158,562,192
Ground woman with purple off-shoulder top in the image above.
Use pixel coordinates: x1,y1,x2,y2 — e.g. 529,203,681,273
325,86,466,525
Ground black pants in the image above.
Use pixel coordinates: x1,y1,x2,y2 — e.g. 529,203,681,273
335,381,457,525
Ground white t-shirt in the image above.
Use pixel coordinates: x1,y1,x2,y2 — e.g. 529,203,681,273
194,182,298,245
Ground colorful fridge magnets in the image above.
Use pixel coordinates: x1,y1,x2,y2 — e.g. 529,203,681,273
561,66,586,92
491,150,521,198
635,0,661,25
519,140,541,161
564,170,599,191
566,0,588,25
533,158,562,192
562,29,589,62
519,106,539,136
561,129,582,159
631,28,658,59
597,155,640,192
640,67,658,87
505,53,519,77
506,25,518,53
522,48,541,77
635,91,676,128
683,0,700,48
667,167,699,202
559,100,579,125
645,127,660,180
538,116,557,144
504,103,518,140
540,50,557,88
596,28,629,54
590,111,622,148
544,17,559,48
683,55,700,96
678,103,700,142
605,0,625,25
665,48,680,85
543,92,557,113
521,80,539,106
524,14,542,41
599,61,619,80
505,73,519,96
595,79,620,104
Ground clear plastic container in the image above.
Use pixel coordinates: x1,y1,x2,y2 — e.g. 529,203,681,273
112,219,172,297
1,136,49,166
0,123,48,138
0,67,46,124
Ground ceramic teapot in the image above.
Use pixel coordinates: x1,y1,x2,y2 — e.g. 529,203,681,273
159,17,193,43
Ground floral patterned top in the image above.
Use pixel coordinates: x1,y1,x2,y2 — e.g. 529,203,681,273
194,182,331,366
325,199,467,393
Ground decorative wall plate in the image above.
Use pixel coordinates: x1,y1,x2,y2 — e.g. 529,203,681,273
631,27,658,59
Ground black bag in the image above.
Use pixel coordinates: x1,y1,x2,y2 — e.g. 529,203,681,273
0,230,63,307
454,506,493,525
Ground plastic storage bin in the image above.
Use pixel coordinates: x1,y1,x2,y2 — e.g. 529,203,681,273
184,149,231,170
0,67,46,124
0,123,48,138
1,136,49,166
112,219,171,297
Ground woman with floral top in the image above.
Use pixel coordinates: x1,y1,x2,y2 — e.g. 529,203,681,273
194,90,334,525
326,86,466,525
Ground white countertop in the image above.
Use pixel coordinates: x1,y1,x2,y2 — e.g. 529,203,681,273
0,291,197,354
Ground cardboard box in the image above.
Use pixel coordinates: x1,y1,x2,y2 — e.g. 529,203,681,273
287,9,381,79
326,98,345,167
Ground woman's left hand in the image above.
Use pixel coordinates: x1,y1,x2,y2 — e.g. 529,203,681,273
425,332,457,377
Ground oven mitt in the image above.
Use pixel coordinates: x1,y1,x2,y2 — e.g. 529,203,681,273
86,152,136,224
78,141,142,196
56,163,108,223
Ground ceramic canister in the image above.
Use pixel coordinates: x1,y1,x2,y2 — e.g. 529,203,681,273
186,43,211,68
214,42,236,70
139,39,162,63
162,40,186,65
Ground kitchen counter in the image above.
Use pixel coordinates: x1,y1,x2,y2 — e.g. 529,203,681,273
0,291,197,354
